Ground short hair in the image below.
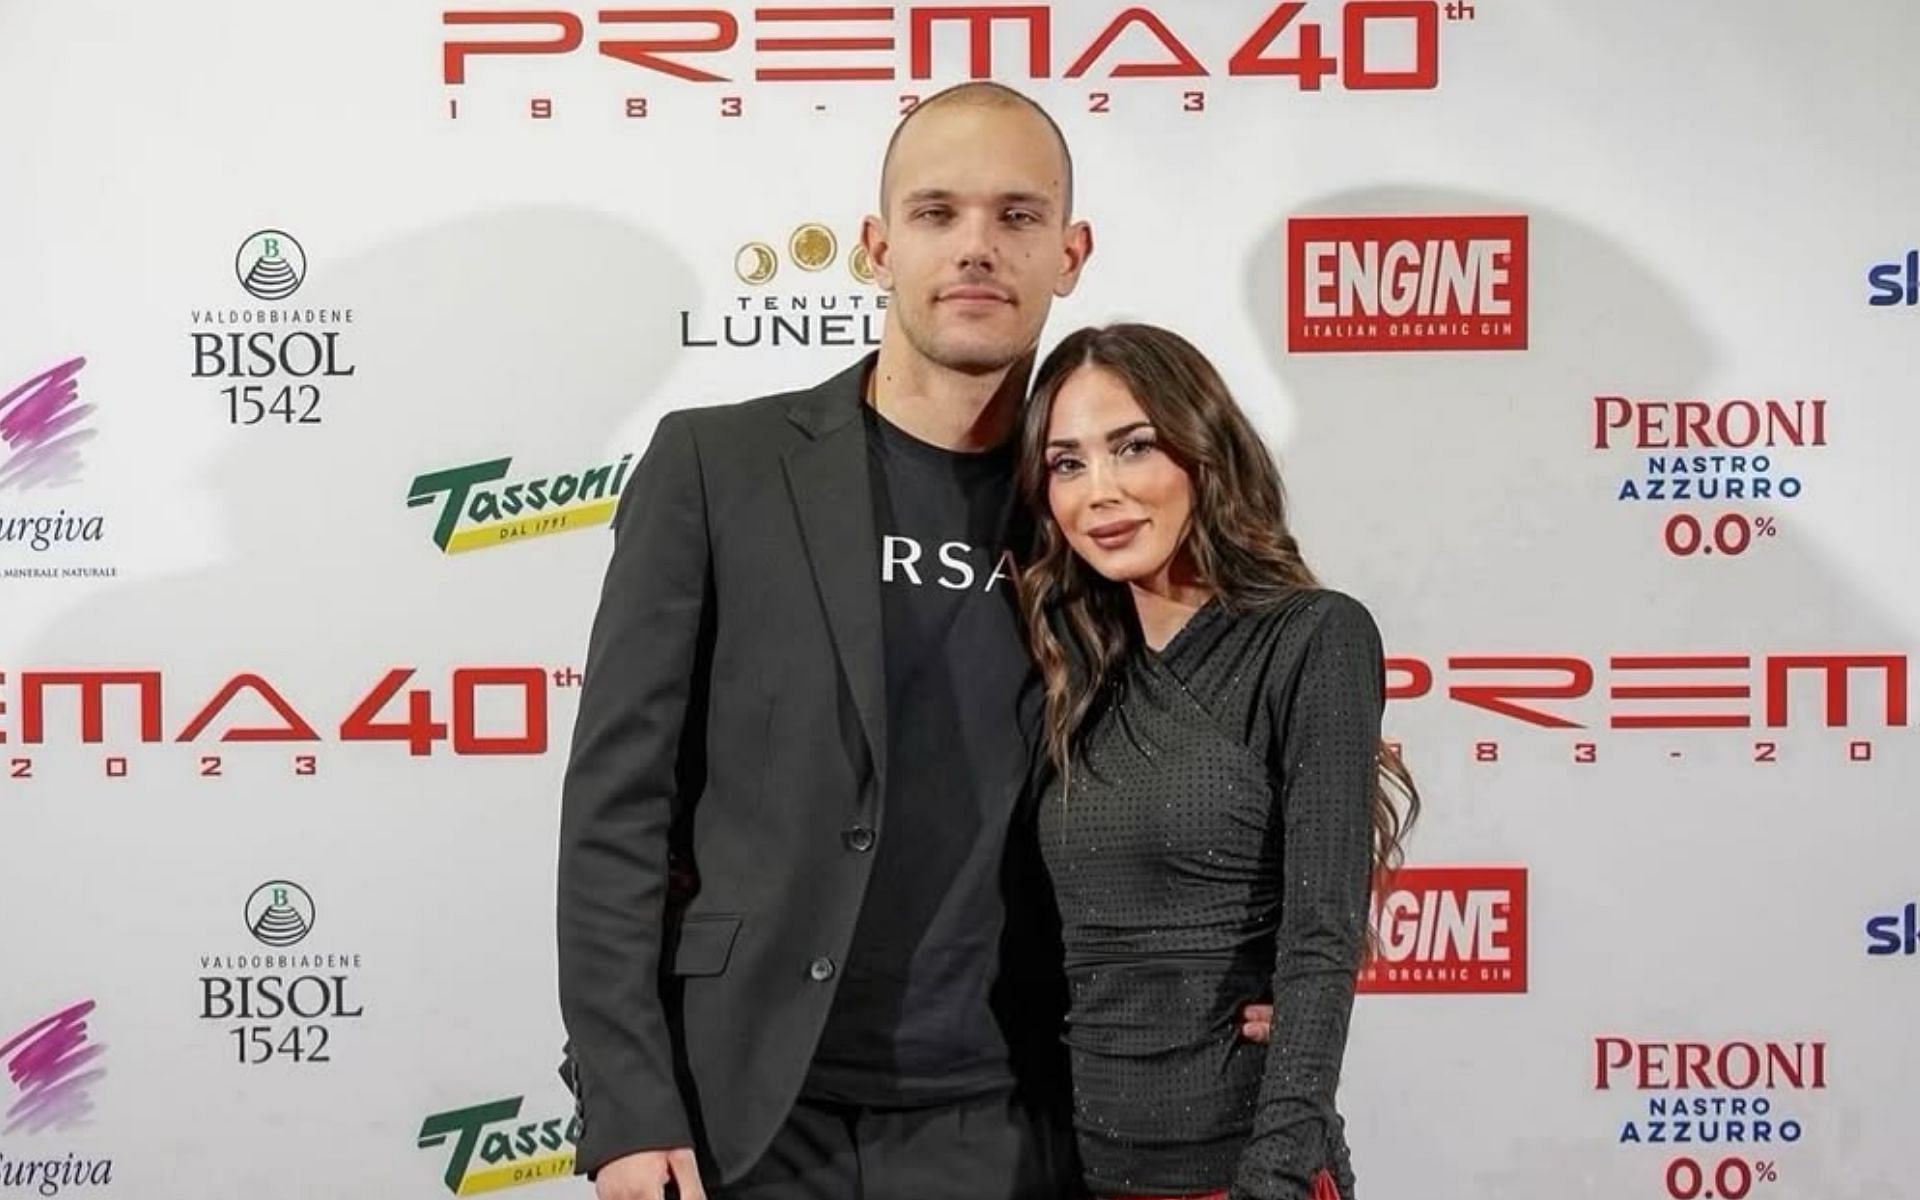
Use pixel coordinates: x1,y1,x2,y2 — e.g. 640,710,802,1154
878,81,1075,219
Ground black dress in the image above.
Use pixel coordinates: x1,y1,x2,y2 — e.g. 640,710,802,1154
1036,589,1384,1200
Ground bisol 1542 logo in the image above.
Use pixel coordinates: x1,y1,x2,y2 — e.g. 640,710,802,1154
1356,864,1526,994
199,881,364,1066
0,663,582,782
1593,1036,1824,1199
441,1,1480,122
1286,214,1526,352
1591,394,1826,561
417,1096,579,1195
187,229,357,429
680,223,884,352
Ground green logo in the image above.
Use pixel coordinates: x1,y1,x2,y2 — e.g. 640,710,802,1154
406,453,633,554
417,1096,581,1195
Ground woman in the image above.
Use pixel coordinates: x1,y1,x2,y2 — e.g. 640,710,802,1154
1016,324,1419,1200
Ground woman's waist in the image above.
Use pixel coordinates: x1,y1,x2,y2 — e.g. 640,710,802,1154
1063,959,1272,1058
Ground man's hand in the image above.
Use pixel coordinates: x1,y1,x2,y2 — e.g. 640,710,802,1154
594,1148,707,1200
1237,1001,1274,1044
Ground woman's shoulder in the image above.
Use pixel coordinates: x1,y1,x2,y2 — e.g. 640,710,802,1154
1237,586,1381,647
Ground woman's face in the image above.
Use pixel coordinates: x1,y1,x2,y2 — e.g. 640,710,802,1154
1042,364,1195,589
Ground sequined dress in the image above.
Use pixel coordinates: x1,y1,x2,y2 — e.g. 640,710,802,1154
1036,589,1384,1200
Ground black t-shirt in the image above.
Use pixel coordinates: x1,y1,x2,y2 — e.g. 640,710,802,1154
803,405,1034,1106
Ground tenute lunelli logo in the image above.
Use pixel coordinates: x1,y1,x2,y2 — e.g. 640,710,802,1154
245,881,315,948
235,230,307,301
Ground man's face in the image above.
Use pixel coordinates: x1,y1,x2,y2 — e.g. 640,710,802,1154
864,103,1092,375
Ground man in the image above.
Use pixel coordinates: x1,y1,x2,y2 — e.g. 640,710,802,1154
557,83,1093,1200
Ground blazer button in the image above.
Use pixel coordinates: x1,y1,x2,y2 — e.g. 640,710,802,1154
807,956,837,982
842,825,876,853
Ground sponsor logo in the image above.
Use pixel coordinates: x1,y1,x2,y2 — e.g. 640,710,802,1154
0,663,579,782
418,1096,579,1195
1287,214,1526,351
0,999,116,1193
1866,900,1918,956
681,223,884,351
407,453,634,553
202,881,364,1065
440,2,1477,121
1867,248,1917,306
245,881,316,948
1357,865,1526,994
235,230,307,301
188,229,357,428
1384,649,1913,765
1593,1035,1821,1196
0,357,115,581
1591,394,1825,560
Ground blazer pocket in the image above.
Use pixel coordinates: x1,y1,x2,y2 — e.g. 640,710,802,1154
668,914,743,977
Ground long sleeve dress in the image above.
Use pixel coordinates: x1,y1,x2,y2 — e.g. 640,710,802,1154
1036,588,1384,1200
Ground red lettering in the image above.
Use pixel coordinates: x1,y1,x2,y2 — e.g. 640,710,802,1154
339,669,448,756
1677,1041,1713,1089
1608,654,1752,729
442,11,584,85
19,671,162,744
1765,654,1908,728
1448,656,1591,728
175,674,322,743
1064,8,1206,78
1593,1036,1633,1089
600,9,739,82
1675,400,1712,447
1592,395,1632,448
910,5,1049,79
1719,1042,1760,1089
754,6,896,81
1637,1043,1668,1090
1229,2,1335,88
1385,656,1432,701
1635,402,1668,447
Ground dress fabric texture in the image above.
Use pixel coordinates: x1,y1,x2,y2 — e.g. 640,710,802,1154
1036,589,1385,1200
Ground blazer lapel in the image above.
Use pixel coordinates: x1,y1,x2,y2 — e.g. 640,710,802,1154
782,355,888,793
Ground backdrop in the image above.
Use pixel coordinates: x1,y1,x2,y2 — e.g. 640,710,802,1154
3,1,1916,1197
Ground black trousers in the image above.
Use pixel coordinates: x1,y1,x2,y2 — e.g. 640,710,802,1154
711,1090,1082,1200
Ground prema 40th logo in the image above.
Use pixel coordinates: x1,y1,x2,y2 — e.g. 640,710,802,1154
0,663,581,782
1287,214,1527,352
1357,864,1526,994
440,2,1481,121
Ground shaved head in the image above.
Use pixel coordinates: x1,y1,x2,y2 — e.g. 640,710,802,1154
879,82,1074,219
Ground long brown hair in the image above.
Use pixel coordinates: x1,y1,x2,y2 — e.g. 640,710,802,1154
1015,323,1420,933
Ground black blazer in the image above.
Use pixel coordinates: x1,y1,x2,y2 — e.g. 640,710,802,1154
555,354,1067,1183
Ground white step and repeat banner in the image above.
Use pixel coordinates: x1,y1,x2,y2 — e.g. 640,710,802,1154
3,1,1916,1197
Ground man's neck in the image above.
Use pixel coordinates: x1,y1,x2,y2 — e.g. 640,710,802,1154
866,335,1031,453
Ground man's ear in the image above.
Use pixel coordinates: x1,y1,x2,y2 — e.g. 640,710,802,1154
860,213,894,291
1055,219,1094,298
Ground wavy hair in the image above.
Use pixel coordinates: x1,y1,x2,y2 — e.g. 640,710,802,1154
1015,323,1420,936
